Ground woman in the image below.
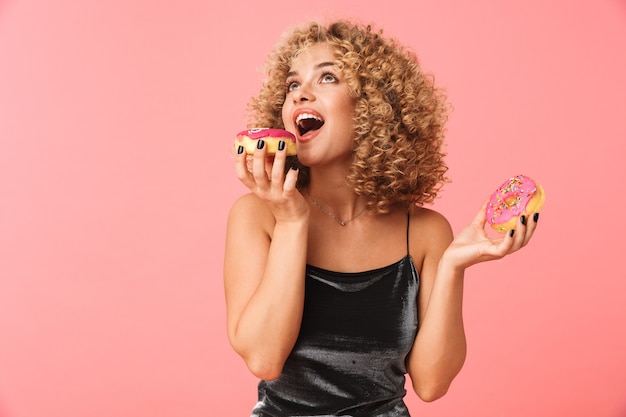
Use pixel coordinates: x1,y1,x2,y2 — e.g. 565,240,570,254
224,20,539,416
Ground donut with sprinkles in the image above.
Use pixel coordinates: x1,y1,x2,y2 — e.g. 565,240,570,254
486,175,545,233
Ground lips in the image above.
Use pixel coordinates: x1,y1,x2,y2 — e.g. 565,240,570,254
294,109,324,137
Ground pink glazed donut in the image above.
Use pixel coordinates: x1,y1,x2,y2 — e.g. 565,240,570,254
486,175,546,233
235,128,297,156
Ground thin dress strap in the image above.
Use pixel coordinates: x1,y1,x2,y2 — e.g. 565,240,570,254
406,213,411,255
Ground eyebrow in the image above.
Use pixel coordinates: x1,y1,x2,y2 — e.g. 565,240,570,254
286,61,337,78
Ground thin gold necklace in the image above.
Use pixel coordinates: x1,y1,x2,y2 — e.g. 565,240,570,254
309,195,367,226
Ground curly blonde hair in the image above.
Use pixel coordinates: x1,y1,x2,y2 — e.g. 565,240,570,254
247,20,450,213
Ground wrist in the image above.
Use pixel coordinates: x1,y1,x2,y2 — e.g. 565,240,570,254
274,216,309,232
438,249,467,276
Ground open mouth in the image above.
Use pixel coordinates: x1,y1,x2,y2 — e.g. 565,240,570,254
296,113,325,136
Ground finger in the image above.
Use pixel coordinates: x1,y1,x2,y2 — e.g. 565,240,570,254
476,228,514,260
234,145,255,188
252,139,270,186
521,211,540,246
245,154,254,172
493,227,515,256
270,141,287,188
283,166,299,194
509,215,528,251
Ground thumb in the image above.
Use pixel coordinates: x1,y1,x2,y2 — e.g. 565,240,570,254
470,197,490,228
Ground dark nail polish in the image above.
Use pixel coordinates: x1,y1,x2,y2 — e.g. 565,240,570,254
509,229,515,237
521,215,527,226
533,213,540,223
237,145,244,154
257,139,265,149
278,140,285,151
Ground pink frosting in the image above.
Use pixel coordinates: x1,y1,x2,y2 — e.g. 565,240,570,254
237,128,296,143
486,175,538,225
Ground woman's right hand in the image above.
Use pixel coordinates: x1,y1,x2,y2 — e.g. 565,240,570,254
228,141,310,379
235,140,309,224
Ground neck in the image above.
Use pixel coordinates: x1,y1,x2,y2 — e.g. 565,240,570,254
306,161,367,218
306,185,366,226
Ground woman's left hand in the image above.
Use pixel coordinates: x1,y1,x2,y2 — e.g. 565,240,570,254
443,198,540,269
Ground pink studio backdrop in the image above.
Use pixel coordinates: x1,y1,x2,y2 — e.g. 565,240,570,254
1,0,625,416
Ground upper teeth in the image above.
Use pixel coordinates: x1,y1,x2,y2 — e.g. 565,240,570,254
296,113,323,125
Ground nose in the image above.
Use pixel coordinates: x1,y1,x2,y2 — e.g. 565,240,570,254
293,85,314,103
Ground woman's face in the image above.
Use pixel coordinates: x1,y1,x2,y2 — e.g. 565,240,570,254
281,42,355,166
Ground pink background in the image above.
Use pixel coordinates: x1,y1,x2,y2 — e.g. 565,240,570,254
1,0,625,416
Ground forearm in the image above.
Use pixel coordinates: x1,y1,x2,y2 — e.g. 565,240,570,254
230,219,308,379
408,256,467,401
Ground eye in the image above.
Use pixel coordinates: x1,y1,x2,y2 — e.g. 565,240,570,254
286,79,299,92
320,72,338,83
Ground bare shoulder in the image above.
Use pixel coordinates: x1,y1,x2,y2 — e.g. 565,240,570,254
228,192,265,217
408,207,453,268
227,193,275,231
410,207,453,241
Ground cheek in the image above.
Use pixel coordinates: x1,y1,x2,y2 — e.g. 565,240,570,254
340,100,356,128
281,105,291,128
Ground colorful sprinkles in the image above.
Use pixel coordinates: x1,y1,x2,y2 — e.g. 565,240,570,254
486,175,538,230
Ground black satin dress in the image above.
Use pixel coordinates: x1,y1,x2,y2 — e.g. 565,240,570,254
251,223,420,417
